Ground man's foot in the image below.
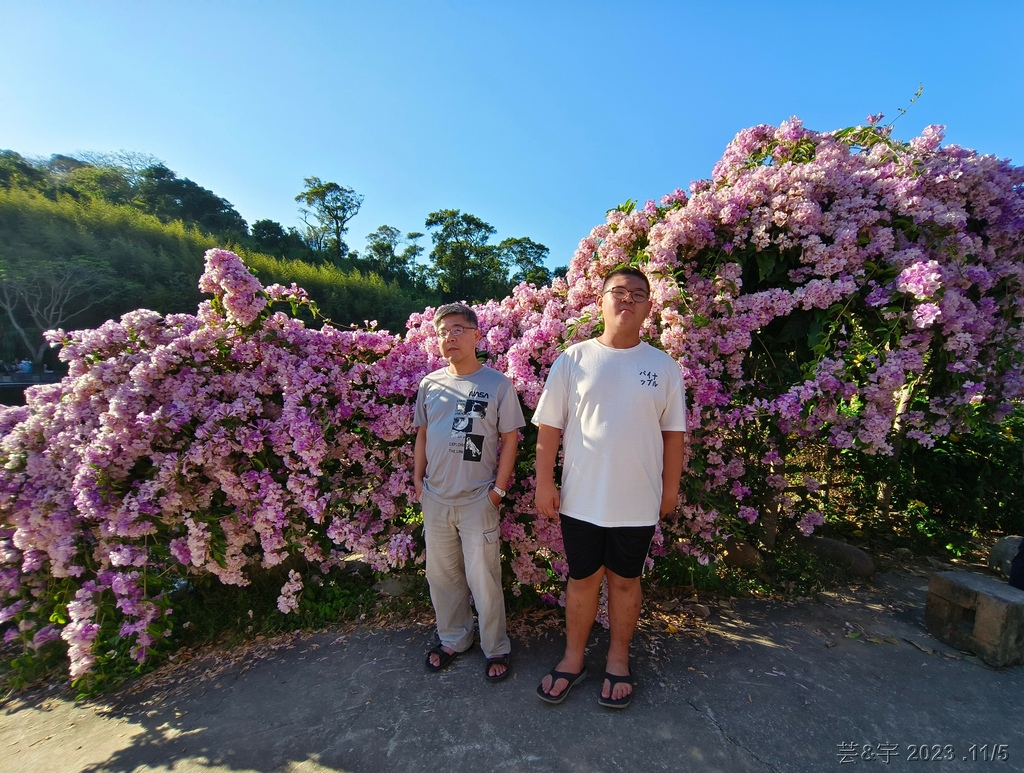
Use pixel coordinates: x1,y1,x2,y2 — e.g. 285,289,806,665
425,644,463,672
536,664,587,704
598,670,634,709
485,654,511,682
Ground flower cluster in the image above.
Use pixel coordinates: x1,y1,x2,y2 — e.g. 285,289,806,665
3,118,1023,684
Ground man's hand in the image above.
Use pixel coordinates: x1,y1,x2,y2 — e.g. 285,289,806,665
659,487,679,518
535,477,561,519
534,423,563,518
413,477,423,503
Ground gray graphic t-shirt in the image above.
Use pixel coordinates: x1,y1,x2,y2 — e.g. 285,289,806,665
414,365,525,506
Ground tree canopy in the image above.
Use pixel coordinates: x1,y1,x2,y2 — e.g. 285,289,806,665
0,151,557,360
134,164,249,237
294,177,363,262
426,209,507,301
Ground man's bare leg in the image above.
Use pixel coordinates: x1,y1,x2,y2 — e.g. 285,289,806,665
540,568,603,698
602,570,642,701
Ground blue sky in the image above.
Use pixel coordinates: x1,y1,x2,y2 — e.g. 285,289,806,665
2,1,1022,270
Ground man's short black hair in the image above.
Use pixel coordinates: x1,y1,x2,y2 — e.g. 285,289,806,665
433,302,479,328
602,267,651,294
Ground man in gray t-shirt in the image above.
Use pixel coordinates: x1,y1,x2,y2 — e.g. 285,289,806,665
413,303,525,682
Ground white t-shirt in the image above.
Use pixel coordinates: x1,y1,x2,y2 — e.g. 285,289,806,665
532,338,687,527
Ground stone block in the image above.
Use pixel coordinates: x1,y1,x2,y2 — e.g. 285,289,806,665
797,536,875,577
989,535,1023,577
926,570,1024,667
723,538,762,570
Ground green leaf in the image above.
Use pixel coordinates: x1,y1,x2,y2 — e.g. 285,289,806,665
756,252,776,282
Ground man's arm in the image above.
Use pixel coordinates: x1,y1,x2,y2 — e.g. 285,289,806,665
534,423,563,518
660,430,687,517
412,425,427,503
489,429,519,507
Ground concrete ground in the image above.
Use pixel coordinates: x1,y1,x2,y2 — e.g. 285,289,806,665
2,567,1022,773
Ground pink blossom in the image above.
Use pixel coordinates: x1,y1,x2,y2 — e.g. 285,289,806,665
912,303,942,328
897,260,943,299
277,570,303,614
797,511,824,536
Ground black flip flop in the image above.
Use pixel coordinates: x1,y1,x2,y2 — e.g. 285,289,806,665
597,671,634,709
536,666,587,704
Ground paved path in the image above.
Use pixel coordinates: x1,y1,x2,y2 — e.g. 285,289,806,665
2,569,1021,772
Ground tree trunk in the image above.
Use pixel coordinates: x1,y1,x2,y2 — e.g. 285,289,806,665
876,381,915,519
761,457,783,549
0,292,37,361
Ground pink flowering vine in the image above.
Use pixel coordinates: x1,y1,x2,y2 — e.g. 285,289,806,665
2,116,1023,685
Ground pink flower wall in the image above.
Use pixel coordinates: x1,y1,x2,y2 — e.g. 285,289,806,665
2,118,1023,682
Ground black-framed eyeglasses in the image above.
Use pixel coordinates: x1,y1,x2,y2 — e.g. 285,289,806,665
436,325,477,340
603,287,650,303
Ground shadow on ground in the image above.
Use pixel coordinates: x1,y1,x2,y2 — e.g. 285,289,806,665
2,568,1021,773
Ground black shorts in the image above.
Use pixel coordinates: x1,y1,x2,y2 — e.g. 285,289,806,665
559,514,656,580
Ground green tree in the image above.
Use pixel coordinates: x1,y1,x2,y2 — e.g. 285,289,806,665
251,218,286,251
0,151,46,191
425,209,509,302
61,164,135,206
75,150,162,187
500,236,551,286
361,225,427,285
251,219,311,260
294,178,363,263
402,231,427,290
361,224,402,280
136,164,248,238
46,154,89,178
0,255,119,363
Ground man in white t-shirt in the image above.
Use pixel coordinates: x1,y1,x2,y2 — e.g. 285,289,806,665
533,268,688,708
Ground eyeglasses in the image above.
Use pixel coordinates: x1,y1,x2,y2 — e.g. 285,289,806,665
603,287,650,303
435,325,477,340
